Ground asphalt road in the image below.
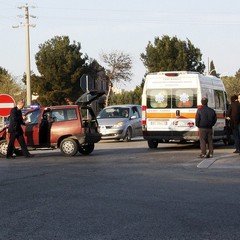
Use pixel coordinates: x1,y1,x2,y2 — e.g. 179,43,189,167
0,139,240,240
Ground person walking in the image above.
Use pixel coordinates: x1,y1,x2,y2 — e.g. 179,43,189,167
195,97,217,158
6,99,34,159
226,94,240,153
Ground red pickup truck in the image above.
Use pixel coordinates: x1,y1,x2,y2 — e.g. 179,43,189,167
0,91,104,157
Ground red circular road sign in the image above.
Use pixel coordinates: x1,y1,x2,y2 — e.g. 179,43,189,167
0,94,15,117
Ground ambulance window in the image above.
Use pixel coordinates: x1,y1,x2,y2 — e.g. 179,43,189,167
214,90,225,110
202,88,215,108
174,89,196,108
147,89,169,108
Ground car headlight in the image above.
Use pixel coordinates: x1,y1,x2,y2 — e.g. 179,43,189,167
113,121,124,128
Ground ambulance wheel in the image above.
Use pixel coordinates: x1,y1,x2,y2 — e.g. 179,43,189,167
60,138,79,156
148,140,158,149
223,137,234,146
0,139,8,157
79,143,94,155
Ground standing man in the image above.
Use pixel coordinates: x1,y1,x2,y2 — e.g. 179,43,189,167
195,97,217,158
6,99,34,159
226,94,240,153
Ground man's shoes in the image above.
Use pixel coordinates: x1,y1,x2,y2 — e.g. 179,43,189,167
25,154,35,158
6,155,15,159
233,150,240,153
208,154,213,158
198,154,207,158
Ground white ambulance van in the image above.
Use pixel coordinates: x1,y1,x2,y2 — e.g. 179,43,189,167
141,71,230,148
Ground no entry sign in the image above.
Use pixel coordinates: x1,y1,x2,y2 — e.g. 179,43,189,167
0,94,15,117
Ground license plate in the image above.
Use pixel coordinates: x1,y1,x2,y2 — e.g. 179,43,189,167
149,121,167,126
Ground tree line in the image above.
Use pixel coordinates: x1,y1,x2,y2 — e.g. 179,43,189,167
1,35,240,107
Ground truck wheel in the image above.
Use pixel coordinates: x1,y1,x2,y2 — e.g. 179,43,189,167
79,143,94,155
60,138,79,156
123,127,132,142
0,139,8,157
148,140,158,149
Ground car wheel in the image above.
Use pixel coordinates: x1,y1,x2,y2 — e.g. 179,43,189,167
60,138,79,156
148,140,158,149
79,143,94,155
0,139,8,157
123,127,132,142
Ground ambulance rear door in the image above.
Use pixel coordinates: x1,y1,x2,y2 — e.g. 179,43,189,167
145,72,199,141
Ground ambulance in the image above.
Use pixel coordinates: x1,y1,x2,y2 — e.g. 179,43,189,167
141,71,230,148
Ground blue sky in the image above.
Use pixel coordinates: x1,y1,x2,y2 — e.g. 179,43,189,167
1,0,240,90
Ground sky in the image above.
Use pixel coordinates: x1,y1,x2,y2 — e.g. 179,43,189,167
1,0,240,91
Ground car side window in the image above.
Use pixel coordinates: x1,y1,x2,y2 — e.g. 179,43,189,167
137,106,142,118
52,110,65,122
52,109,77,122
132,107,140,118
66,109,77,120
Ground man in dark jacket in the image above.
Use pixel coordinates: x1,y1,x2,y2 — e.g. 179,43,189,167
6,100,34,159
195,97,217,158
226,94,240,153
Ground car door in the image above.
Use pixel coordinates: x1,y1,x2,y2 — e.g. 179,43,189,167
22,109,42,146
130,106,142,137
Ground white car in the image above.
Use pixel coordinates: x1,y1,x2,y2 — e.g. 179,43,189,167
97,104,142,141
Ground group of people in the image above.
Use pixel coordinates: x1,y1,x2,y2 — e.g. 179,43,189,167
196,94,240,158
5,95,240,160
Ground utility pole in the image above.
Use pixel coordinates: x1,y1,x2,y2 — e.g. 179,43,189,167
13,4,36,105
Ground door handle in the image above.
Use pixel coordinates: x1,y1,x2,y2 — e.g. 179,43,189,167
176,110,180,117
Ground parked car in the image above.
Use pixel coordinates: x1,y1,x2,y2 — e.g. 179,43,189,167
97,104,142,141
0,90,104,157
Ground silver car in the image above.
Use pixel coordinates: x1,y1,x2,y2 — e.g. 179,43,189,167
97,104,142,141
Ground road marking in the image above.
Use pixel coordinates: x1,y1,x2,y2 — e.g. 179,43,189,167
197,154,236,169
197,158,217,168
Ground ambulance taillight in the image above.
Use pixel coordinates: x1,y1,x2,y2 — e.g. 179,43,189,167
142,105,146,128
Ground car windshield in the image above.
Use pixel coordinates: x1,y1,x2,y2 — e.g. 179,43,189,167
98,107,129,119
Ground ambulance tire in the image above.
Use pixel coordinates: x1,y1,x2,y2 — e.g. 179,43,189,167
223,136,234,146
148,140,158,149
